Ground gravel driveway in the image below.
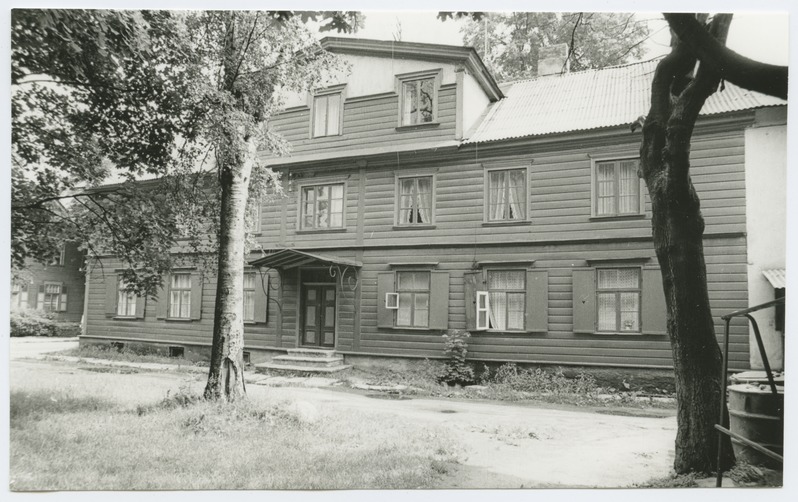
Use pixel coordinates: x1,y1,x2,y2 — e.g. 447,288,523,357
9,339,677,488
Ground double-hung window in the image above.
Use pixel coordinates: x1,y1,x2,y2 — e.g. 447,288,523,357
169,273,192,319
484,270,526,331
300,183,345,230
487,169,527,222
397,71,439,126
595,158,641,216
243,272,256,322
596,268,641,333
397,176,433,225
42,283,63,311
312,91,342,137
395,271,430,328
117,280,137,317
11,282,28,309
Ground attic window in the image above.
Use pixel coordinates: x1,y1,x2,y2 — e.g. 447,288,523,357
397,70,441,126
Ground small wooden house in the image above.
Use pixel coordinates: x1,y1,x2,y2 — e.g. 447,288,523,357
81,38,787,372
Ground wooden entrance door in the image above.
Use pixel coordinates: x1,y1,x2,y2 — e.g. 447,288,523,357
301,284,336,348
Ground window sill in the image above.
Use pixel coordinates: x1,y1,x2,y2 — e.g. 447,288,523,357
589,214,646,221
311,133,343,139
482,220,532,227
165,318,194,322
296,228,347,234
113,316,138,320
591,331,644,336
395,122,440,132
389,326,437,331
392,225,436,231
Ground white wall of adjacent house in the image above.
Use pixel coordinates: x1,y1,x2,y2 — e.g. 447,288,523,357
461,70,491,137
744,106,787,371
280,54,459,109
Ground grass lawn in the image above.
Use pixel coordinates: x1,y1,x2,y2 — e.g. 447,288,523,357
10,388,457,490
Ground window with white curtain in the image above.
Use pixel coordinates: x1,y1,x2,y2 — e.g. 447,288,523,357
169,273,192,319
487,270,526,331
596,268,641,332
397,176,433,225
312,92,342,137
396,271,430,328
595,159,640,216
487,169,526,221
117,279,137,317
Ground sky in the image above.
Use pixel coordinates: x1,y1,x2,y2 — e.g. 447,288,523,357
326,11,789,67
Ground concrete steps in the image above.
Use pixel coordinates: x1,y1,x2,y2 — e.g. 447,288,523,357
255,348,351,374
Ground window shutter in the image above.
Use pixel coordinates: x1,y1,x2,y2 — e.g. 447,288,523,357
428,271,450,330
135,295,146,319
29,283,39,309
525,270,548,333
572,268,596,334
37,284,46,310
190,272,203,320
254,273,269,324
105,277,118,317
156,275,169,319
21,284,29,307
59,284,68,312
642,267,667,335
463,271,480,331
376,272,395,329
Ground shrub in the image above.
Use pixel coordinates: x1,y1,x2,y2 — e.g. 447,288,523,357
439,330,475,386
10,309,58,337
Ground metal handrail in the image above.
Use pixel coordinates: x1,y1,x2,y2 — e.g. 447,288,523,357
715,296,785,487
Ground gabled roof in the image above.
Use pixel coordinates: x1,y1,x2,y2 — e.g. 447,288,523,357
465,58,786,144
320,37,503,101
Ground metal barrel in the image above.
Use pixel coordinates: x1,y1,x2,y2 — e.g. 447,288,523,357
727,383,784,469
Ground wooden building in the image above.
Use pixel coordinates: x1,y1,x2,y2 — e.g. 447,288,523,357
80,38,787,372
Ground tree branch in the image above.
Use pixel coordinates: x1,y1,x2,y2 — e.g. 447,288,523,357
664,13,787,100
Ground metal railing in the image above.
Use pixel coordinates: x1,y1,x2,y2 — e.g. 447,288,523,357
715,297,785,487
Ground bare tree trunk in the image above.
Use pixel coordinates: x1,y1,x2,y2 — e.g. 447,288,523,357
639,14,735,474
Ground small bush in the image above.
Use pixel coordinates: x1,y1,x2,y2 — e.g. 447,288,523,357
10,309,80,337
439,330,475,386
491,363,599,398
10,309,57,337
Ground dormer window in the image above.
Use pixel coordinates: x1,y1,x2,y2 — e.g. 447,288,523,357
311,85,345,138
397,70,441,127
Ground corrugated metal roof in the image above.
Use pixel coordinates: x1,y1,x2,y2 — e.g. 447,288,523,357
763,268,786,289
465,58,786,144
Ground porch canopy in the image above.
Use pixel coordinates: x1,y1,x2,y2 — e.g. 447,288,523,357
249,249,362,270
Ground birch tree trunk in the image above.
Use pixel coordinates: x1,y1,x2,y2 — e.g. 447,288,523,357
639,14,735,473
203,13,253,401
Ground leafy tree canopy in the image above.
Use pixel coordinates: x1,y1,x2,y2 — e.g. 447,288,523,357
460,12,650,81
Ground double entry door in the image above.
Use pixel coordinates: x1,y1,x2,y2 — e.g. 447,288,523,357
301,283,336,348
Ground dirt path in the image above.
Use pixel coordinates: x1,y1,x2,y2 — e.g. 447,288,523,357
10,345,677,489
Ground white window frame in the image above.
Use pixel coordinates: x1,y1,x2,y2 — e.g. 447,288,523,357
485,269,527,332
395,69,442,127
595,267,642,333
297,181,346,231
385,292,399,310
117,279,137,317
590,155,645,218
395,172,436,226
484,166,529,223
169,273,192,319
309,84,346,138
476,291,490,330
394,270,431,328
41,282,64,312
243,271,256,322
